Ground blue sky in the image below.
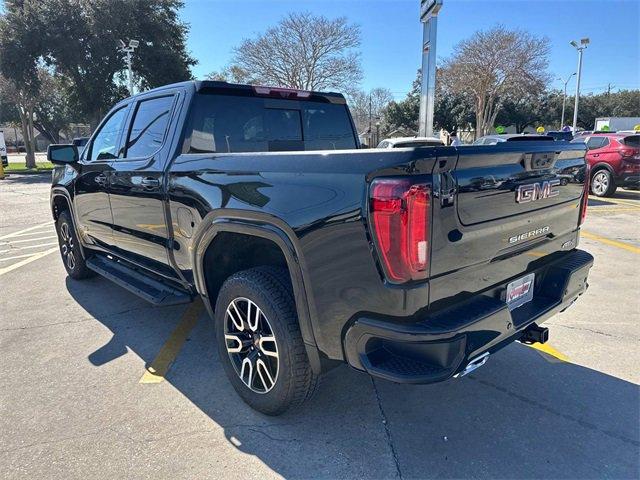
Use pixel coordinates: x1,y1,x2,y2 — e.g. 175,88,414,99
183,0,639,99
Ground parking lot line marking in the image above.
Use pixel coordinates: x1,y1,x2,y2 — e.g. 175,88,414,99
0,235,57,245
589,207,640,213
139,299,204,384
595,197,640,208
5,228,55,238
0,252,56,262
0,242,59,254
0,222,53,240
581,231,640,254
528,342,569,362
0,247,59,276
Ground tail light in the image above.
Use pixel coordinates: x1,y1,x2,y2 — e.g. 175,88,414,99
369,178,430,283
579,164,590,226
620,148,635,158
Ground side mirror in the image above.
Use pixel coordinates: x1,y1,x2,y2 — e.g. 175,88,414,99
47,144,79,165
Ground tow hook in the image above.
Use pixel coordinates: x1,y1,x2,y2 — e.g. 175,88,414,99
518,323,549,344
454,352,490,378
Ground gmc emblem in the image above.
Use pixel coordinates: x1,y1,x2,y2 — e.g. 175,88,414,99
516,179,561,204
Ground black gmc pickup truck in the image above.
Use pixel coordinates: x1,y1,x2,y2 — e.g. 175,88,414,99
48,81,593,415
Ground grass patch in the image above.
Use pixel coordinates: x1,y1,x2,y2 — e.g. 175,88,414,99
3,162,54,174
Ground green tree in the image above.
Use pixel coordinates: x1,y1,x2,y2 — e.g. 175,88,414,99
0,0,196,134
384,69,474,136
495,92,552,133
384,71,421,135
561,90,640,130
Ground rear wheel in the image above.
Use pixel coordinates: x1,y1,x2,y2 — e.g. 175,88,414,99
591,169,617,197
56,210,94,280
214,267,319,415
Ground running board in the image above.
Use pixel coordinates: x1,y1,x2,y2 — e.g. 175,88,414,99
86,255,193,306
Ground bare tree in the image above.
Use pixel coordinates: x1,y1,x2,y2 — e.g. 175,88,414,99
228,12,362,91
348,88,394,134
440,26,549,138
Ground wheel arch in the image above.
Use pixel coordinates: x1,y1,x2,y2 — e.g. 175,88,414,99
51,188,87,259
590,162,615,175
193,211,321,372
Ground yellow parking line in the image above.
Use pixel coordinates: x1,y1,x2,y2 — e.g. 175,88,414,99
0,222,53,240
527,342,569,362
0,247,59,276
139,299,204,384
589,207,640,213
581,231,640,254
592,197,640,208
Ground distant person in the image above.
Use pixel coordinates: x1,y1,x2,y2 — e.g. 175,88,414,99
450,132,461,146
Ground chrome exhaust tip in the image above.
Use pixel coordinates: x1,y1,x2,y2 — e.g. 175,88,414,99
454,352,490,378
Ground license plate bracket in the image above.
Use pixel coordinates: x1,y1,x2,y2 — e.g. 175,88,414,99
506,273,535,311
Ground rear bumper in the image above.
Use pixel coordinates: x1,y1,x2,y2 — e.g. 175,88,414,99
618,174,640,188
343,249,594,384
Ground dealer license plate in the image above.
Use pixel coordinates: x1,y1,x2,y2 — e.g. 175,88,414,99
506,273,535,311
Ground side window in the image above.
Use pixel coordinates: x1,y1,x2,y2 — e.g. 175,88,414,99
124,96,174,158
587,137,607,150
89,107,128,161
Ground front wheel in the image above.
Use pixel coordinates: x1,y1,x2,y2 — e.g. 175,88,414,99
214,267,319,415
591,169,617,197
56,210,94,280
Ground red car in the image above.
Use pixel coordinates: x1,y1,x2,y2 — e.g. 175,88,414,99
571,133,640,196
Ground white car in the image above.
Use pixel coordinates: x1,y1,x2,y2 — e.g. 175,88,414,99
377,136,444,148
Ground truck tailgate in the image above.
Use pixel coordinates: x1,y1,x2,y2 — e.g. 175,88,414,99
428,142,588,310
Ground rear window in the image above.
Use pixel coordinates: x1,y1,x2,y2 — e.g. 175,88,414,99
621,135,640,147
188,94,357,153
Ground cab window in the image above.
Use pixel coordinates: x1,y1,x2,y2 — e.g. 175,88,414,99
124,96,174,158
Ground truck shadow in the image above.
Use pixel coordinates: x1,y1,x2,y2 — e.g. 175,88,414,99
66,277,639,479
1,172,52,185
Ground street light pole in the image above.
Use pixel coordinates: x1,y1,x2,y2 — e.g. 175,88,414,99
118,39,140,96
418,0,443,138
559,72,576,130
570,38,589,133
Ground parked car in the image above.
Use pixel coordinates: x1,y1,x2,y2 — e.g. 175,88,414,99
571,133,640,196
377,136,444,148
48,80,593,415
473,134,554,145
546,131,573,142
0,130,7,167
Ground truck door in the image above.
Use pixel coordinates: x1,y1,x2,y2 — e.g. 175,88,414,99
108,93,179,278
74,105,129,249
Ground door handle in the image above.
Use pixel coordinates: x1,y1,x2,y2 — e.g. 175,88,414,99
139,177,161,189
592,153,599,157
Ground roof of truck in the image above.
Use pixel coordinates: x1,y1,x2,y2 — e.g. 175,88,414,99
126,80,347,105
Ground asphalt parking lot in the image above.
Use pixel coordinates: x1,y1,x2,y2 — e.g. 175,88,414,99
1,173,639,479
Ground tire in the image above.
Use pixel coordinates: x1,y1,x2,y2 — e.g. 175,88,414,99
214,266,319,415
56,210,94,280
591,169,617,197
